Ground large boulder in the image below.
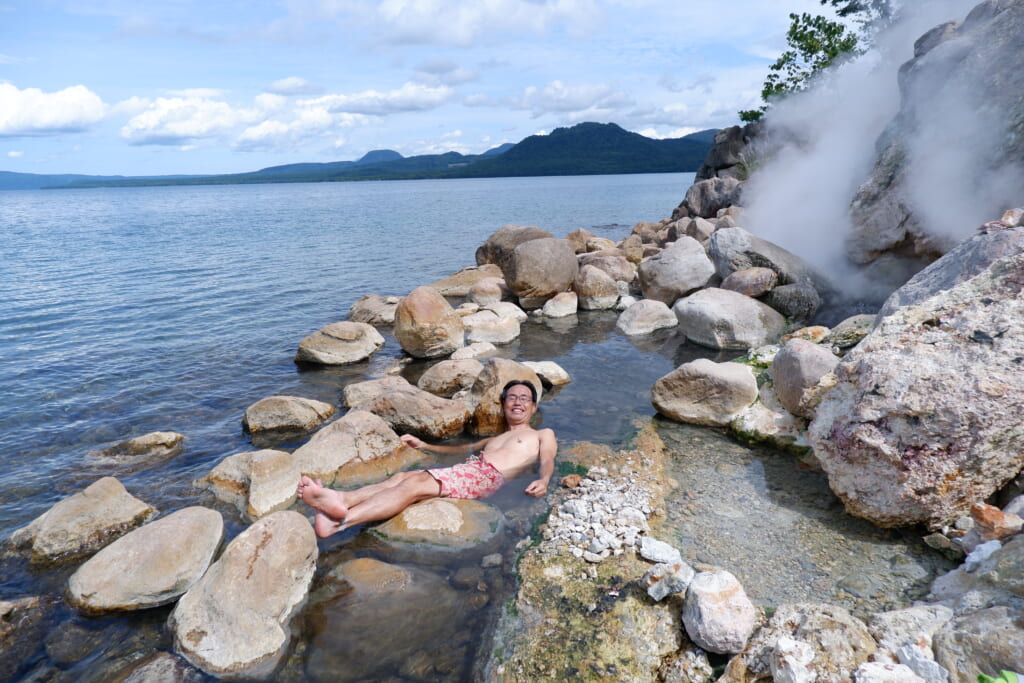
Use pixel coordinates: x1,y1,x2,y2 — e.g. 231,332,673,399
475,225,554,270
467,358,542,436
709,227,829,292
808,251,1024,528
683,177,743,218
652,359,758,427
417,359,484,398
9,477,156,564
681,569,757,654
67,507,223,614
461,309,521,344
616,298,678,336
169,511,317,679
933,606,1024,683
637,237,716,305
242,395,335,433
295,321,385,365
358,383,471,440
573,264,619,310
292,410,422,486
372,498,506,561
769,339,839,419
342,375,412,408
502,237,579,299
578,249,637,283
673,288,787,350
347,293,401,325
197,449,299,520
429,263,503,296
694,123,762,180
393,286,465,359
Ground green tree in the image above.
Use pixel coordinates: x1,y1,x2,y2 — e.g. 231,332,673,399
738,0,892,122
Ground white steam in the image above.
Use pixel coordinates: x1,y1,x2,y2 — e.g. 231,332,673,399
741,0,1001,288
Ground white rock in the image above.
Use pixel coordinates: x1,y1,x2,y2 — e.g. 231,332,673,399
854,661,927,682
681,569,757,654
639,536,683,564
522,360,571,387
770,636,816,683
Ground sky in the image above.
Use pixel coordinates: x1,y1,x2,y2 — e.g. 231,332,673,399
0,0,838,177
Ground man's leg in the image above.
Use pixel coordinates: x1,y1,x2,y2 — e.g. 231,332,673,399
299,471,442,538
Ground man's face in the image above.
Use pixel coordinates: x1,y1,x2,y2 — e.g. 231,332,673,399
502,385,536,424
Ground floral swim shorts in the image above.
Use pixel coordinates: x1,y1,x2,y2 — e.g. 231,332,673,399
427,454,506,499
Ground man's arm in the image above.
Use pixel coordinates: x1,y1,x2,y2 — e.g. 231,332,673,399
524,428,557,497
401,433,491,455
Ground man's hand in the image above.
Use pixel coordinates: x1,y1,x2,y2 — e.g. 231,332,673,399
524,479,549,497
401,434,424,449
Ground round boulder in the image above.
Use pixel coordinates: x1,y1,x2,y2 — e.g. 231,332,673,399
542,291,578,318
769,339,839,419
578,250,635,283
295,321,385,365
652,359,758,426
360,384,472,440
462,309,521,344
673,288,787,350
503,238,579,299
417,359,484,398
467,277,510,306
764,282,822,323
475,225,554,270
574,264,619,310
721,267,778,297
394,286,465,359
638,237,715,305
616,299,678,336
67,506,223,614
682,569,757,654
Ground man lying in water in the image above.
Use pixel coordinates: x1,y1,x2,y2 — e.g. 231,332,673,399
297,379,557,539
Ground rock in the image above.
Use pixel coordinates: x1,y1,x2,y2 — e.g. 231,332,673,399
578,249,636,283
867,604,954,662
933,606,1024,683
632,220,663,242
683,176,742,218
429,263,505,296
197,449,298,520
897,642,951,683
652,359,758,427
721,603,876,683
292,410,420,486
763,283,821,322
643,562,696,601
565,227,596,253
10,477,156,563
0,596,51,681
242,395,335,433
372,499,506,560
807,252,1024,528
721,267,779,297
542,291,578,318
359,383,471,440
619,234,645,263
573,264,619,310
417,359,484,397
681,569,757,654
466,359,542,436
854,661,927,682
462,309,521,344
709,227,828,291
673,288,787,350
342,375,412,408
482,300,529,322
637,236,716,305
771,636,816,683
822,313,877,348
92,431,185,462
970,502,1024,542
586,236,618,252
169,511,317,679
467,276,510,305
295,321,385,365
616,298,678,336
503,237,579,299
695,123,761,180
639,536,681,564
728,379,812,457
347,293,400,325
67,506,223,613
521,360,571,388
769,339,839,419
451,341,498,360
475,225,554,271
394,286,465,359
118,651,204,683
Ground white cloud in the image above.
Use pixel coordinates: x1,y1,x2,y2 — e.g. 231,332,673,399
302,82,454,115
265,77,324,96
120,95,261,145
7,150,23,158
164,88,226,98
234,102,367,151
514,80,633,118
0,83,107,136
0,53,23,64
636,126,699,139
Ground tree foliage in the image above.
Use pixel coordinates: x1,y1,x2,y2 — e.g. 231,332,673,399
739,0,893,122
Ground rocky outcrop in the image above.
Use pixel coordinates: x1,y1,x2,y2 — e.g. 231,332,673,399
694,122,763,181
394,286,465,358
847,1,1024,273
9,477,156,563
683,177,743,218
242,395,335,433
169,511,317,679
295,321,385,365
808,250,1024,528
709,227,828,293
637,236,715,305
502,237,578,299
652,359,759,427
67,506,223,613
673,288,787,350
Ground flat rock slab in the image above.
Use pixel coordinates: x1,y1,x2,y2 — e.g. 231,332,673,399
68,506,223,614
429,263,504,296
295,320,385,365
372,498,505,560
90,431,185,463
242,395,335,433
170,510,317,680
10,477,156,564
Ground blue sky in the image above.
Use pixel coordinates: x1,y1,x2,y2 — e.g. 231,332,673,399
1,0,834,176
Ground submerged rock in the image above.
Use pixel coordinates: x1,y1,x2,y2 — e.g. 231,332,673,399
9,477,156,563
295,320,385,365
67,506,223,613
616,298,678,336
91,431,185,462
372,498,505,561
169,511,317,679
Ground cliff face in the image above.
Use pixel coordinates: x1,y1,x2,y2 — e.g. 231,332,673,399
847,0,1024,271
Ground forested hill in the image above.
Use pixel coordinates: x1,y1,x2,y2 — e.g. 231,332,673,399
2,123,717,189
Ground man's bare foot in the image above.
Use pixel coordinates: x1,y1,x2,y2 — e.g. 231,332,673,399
313,510,344,539
297,475,348,521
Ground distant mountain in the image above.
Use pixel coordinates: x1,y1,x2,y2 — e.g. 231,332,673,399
1,122,718,190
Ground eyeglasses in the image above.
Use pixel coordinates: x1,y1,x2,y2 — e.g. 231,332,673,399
504,394,533,404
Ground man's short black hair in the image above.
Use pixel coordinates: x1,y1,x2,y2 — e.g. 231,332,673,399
500,379,537,403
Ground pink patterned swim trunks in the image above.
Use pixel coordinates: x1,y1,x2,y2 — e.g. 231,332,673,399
427,454,506,499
